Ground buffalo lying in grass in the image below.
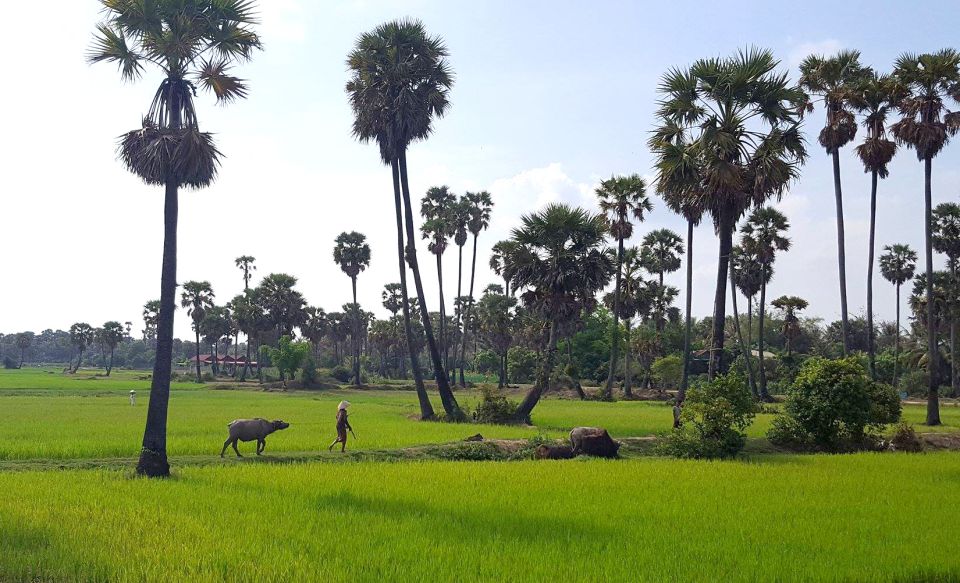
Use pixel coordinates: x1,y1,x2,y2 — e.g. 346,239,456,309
220,419,290,458
569,427,620,458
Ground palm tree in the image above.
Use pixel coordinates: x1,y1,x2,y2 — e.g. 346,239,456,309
301,306,328,360
233,256,256,378
346,20,460,420
740,207,791,401
891,49,960,425
771,296,809,356
255,274,307,340
475,289,517,388
455,191,494,386
100,321,125,376
799,50,871,357
229,292,258,380
731,245,765,349
333,231,372,385
142,300,161,347
69,323,95,373
850,72,901,379
880,244,918,390
450,196,469,380
200,306,231,376
729,245,760,399
596,174,651,399
652,48,807,380
89,0,261,477
15,332,33,369
508,204,614,421
180,281,215,382
490,240,521,296
603,247,647,397
421,186,456,375
639,228,683,331
932,203,960,397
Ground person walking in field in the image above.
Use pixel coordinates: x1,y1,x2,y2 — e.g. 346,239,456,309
129,390,136,406
328,400,354,452
672,400,683,429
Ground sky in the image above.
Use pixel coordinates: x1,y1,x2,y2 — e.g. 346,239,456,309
2,0,959,340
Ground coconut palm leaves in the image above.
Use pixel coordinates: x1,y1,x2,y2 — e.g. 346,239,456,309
880,243,918,390
891,49,960,425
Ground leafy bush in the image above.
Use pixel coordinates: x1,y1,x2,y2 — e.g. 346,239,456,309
330,365,352,383
658,373,755,459
507,347,537,383
261,336,309,386
473,350,501,376
889,422,923,452
473,386,518,424
300,355,318,386
767,357,902,451
651,355,682,390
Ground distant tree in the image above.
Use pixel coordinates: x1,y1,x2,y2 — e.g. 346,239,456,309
100,321,125,376
890,49,960,425
90,0,261,478
490,240,521,296
457,191,494,386
201,306,231,376
180,281,215,382
235,255,256,290
255,273,307,340
421,186,457,376
334,231,371,385
880,244,917,389
476,288,517,388
263,335,309,388
301,306,328,359
932,203,960,397
69,323,95,373
229,292,260,380
639,228,683,331
382,283,404,316
771,296,809,356
15,332,33,369
142,300,161,346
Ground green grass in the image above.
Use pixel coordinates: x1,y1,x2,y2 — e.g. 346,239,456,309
3,453,960,582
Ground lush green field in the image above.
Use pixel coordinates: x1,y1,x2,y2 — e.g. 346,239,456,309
3,453,960,582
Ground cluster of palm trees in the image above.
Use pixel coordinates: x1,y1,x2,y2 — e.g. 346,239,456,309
88,1,959,476
66,321,128,375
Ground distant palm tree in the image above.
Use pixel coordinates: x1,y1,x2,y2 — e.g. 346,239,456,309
880,244,918,390
100,321,125,376
891,49,960,425
229,292,259,380
729,245,760,398
604,247,646,397
731,245,765,349
740,207,791,401
89,0,261,477
490,240,521,297
851,72,901,379
639,228,683,331
382,283,404,316
596,174,651,399
932,203,960,397
180,281,215,383
234,255,256,377
451,196,470,379
346,20,460,420
771,296,809,356
142,300,161,347
301,306,328,361
69,323,95,373
457,191,493,386
334,232,371,385
508,204,614,421
15,332,33,369
799,50,871,357
421,186,457,375
653,48,806,380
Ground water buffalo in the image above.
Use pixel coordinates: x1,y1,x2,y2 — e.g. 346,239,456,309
220,418,290,458
569,426,620,458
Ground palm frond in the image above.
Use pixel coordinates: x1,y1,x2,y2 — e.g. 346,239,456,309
88,23,144,80
196,57,249,103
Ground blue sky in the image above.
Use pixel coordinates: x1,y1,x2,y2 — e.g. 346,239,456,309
2,1,959,339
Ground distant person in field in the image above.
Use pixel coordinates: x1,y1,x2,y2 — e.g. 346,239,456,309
129,390,136,406
673,400,683,429
328,400,353,452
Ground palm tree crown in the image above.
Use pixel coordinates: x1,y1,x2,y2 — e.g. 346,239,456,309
880,244,918,286
799,50,872,154
333,232,372,279
740,207,792,265
180,281,215,330
639,229,683,278
595,175,651,240
890,50,960,161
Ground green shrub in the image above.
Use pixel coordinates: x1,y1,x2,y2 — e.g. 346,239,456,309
658,373,755,459
767,357,902,451
507,347,537,383
889,422,923,452
300,355,318,386
330,365,352,383
473,386,518,424
651,355,682,390
473,350,501,376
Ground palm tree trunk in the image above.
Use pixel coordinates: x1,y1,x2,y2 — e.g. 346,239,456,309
352,276,361,386
952,261,958,398
624,319,633,398
604,237,625,398
136,174,177,478
709,211,733,379
391,158,434,420
458,235,480,387
455,243,464,385
747,296,753,350
867,169,878,379
18,348,24,370
832,150,850,356
894,282,901,389
399,151,462,419
435,252,448,381
515,316,558,422
233,332,239,377
679,219,694,403
194,329,202,382
924,157,941,425
107,348,114,376
730,264,758,399
758,276,770,401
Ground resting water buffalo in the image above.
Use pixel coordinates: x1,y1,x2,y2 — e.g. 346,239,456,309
220,418,290,458
569,427,620,458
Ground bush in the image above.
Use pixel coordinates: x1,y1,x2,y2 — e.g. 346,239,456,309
658,372,755,459
889,422,924,452
651,355,682,390
767,357,902,451
507,347,537,384
300,355,318,386
330,365,352,383
473,350,501,376
473,386,518,424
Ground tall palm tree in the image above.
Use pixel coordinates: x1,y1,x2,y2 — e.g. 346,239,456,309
69,323,95,373
851,72,901,379
229,291,259,380
891,49,960,425
490,240,520,296
729,245,760,399
346,20,460,419
255,274,307,340
771,296,809,356
457,191,493,386
799,50,871,357
15,332,33,369
180,281,214,383
450,197,469,378
596,174,651,399
333,231,372,386
932,203,960,397
234,255,256,377
421,186,456,375
880,244,918,390
653,48,807,380
508,204,614,421
740,207,791,401
639,228,683,331
89,0,261,477
142,300,161,346
101,321,125,376
731,245,765,349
